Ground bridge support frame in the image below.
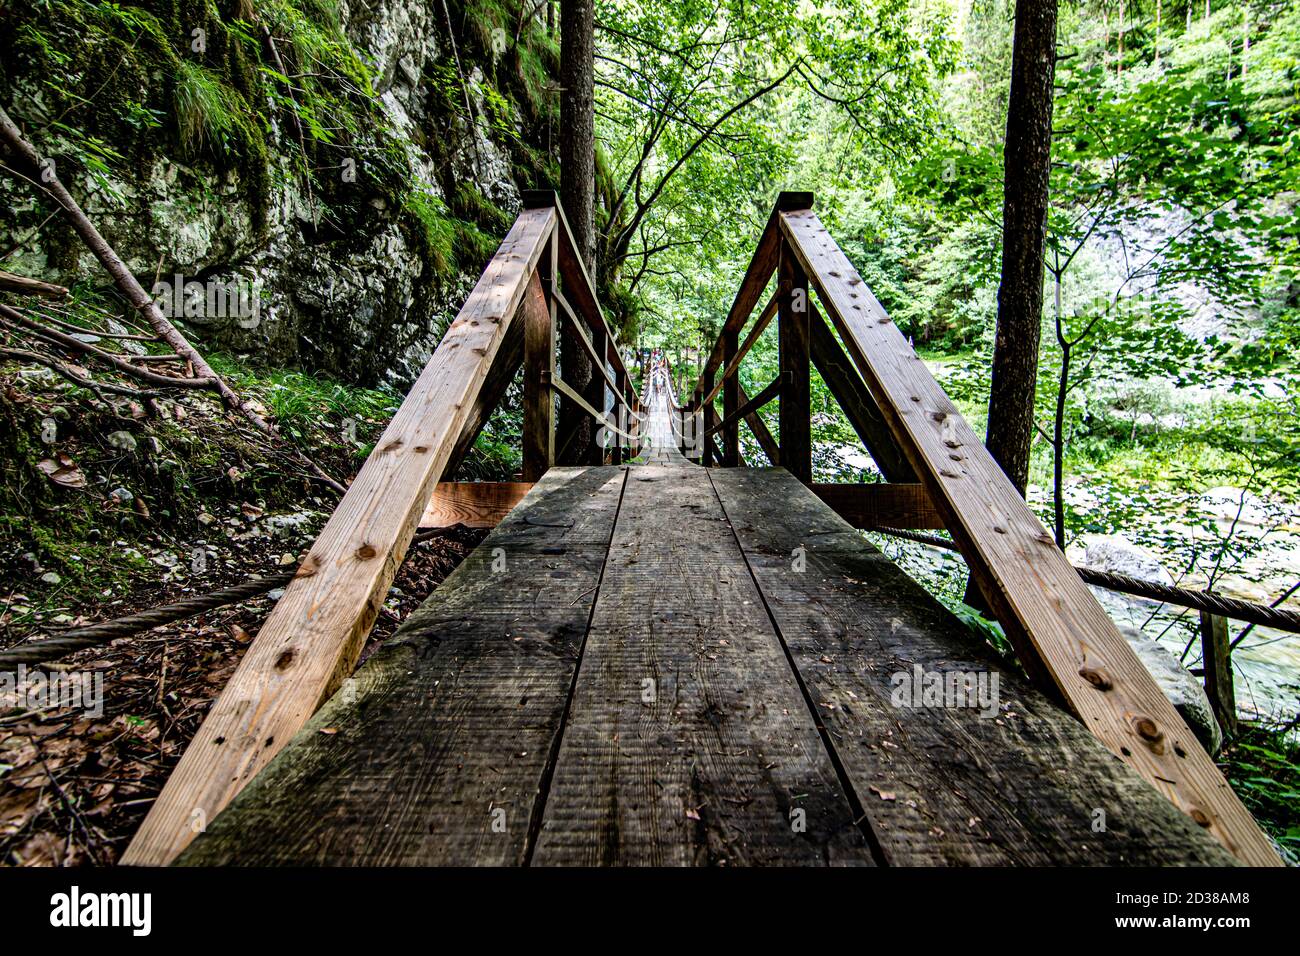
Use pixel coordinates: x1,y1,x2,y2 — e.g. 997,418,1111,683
722,327,740,466
778,238,811,484
523,235,558,481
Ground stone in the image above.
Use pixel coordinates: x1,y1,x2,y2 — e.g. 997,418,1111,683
264,512,314,538
1118,624,1223,756
1199,486,1270,528
106,430,137,452
1076,534,1174,586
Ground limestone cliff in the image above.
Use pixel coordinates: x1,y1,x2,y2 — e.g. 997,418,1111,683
0,0,561,386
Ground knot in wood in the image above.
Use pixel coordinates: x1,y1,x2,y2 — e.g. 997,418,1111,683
1078,666,1112,691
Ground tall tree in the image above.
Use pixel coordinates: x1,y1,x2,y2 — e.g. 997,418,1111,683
558,0,596,463
983,0,1059,496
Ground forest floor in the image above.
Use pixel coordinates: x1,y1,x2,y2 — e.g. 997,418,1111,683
0,358,486,865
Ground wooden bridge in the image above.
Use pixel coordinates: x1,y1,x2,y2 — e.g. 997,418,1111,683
122,193,1279,867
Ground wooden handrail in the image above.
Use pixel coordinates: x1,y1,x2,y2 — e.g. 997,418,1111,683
551,375,636,440
124,203,560,866
775,202,1279,866
553,287,629,411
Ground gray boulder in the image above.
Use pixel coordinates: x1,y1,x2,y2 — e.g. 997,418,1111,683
1081,534,1175,587
1118,625,1223,756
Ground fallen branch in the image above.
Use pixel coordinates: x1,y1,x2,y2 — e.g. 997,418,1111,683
0,105,346,494
0,107,269,425
1,303,213,388
0,270,67,298
0,529,453,668
0,347,167,398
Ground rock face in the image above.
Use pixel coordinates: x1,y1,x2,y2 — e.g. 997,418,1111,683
1118,625,1224,756
0,0,556,389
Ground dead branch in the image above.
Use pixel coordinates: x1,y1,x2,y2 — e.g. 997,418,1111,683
0,347,167,397
0,105,347,494
0,303,213,388
0,270,68,298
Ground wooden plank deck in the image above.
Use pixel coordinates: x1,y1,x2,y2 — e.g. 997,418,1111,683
179,461,1234,865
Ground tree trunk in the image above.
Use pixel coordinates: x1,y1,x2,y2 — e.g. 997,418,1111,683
983,0,1058,497
964,0,1058,612
557,0,596,464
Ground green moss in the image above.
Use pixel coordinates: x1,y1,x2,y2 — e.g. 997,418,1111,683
451,182,510,234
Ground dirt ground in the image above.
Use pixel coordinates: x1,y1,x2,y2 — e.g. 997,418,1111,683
0,525,484,866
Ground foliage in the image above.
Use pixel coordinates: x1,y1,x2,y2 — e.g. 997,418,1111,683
1219,719,1300,857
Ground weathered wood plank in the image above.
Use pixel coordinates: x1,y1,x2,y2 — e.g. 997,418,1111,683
530,462,875,866
124,206,558,866
178,466,626,866
710,467,1237,866
811,482,945,530
418,482,535,529
778,207,1279,865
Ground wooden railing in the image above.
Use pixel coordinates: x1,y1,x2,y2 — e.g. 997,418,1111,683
124,191,637,866
684,192,1280,866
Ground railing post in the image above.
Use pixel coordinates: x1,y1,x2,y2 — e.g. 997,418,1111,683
522,234,557,481
700,369,715,466
722,328,739,467
778,236,811,484
584,317,608,465
1200,611,1237,738
612,351,625,465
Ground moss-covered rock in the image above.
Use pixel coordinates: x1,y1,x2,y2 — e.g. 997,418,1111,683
0,0,561,387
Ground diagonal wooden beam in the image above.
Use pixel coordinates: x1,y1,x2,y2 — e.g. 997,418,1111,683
738,383,779,465
810,305,915,483
446,310,524,478
702,291,777,409
122,206,558,866
708,374,782,438
779,205,1279,865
